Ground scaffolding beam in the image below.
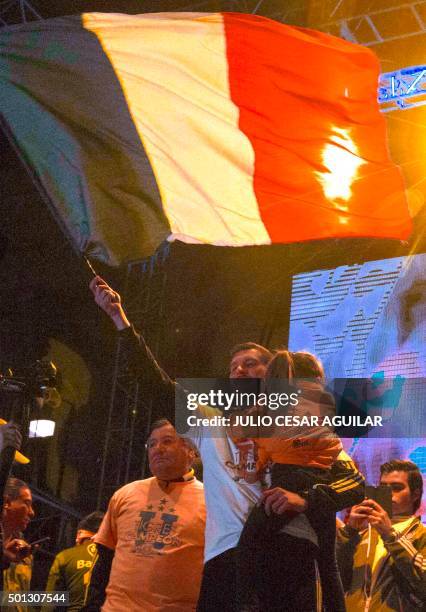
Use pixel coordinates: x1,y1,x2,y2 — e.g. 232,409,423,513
0,0,42,27
96,243,171,509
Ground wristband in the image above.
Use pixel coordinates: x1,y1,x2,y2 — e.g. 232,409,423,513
382,528,400,543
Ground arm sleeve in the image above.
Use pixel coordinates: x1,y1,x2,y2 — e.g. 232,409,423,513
0,538,11,572
82,544,114,612
41,555,64,611
118,325,220,445
119,325,176,390
94,494,118,551
118,325,186,426
305,452,365,513
382,526,426,603
45,554,64,592
336,525,362,591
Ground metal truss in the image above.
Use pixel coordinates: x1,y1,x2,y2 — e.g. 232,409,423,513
0,0,42,27
268,1,426,47
31,485,82,547
177,0,266,13
96,243,171,509
323,1,426,47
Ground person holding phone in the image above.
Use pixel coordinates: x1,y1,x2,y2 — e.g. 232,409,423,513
337,459,426,611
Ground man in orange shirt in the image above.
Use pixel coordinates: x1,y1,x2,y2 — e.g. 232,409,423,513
84,419,205,612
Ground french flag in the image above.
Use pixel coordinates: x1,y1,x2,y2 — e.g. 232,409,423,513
0,12,411,265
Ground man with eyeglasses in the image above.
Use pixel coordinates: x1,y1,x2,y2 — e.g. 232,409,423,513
84,419,205,612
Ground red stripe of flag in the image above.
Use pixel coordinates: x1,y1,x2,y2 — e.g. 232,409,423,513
223,12,411,242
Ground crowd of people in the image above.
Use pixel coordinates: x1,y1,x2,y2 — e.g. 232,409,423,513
0,276,424,611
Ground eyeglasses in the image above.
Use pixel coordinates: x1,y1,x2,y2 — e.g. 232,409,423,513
145,436,179,450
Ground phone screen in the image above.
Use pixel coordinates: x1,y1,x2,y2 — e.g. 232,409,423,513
365,484,393,518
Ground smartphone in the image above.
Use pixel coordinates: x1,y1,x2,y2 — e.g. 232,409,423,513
365,484,393,518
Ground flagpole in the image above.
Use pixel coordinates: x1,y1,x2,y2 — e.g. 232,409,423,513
251,0,264,15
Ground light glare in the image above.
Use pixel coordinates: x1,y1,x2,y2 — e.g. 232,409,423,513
29,419,55,438
316,127,365,203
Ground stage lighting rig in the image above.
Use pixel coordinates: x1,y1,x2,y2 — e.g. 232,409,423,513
0,359,60,436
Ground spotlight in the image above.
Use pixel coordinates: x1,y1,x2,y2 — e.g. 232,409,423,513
29,419,55,438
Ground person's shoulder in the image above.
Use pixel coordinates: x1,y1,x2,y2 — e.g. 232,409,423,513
183,478,206,517
114,477,156,496
191,477,204,492
54,545,80,563
332,450,361,475
57,545,77,557
412,516,426,538
298,380,322,390
335,449,353,463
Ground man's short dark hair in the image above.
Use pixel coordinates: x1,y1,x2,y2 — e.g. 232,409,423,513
4,477,28,502
380,459,423,513
147,418,197,456
149,418,173,436
78,511,105,533
230,342,272,365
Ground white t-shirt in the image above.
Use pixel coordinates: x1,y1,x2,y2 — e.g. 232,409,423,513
186,413,262,562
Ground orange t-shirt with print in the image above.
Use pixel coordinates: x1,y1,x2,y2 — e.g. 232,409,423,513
94,477,205,612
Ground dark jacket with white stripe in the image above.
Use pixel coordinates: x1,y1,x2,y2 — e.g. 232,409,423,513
337,516,426,611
